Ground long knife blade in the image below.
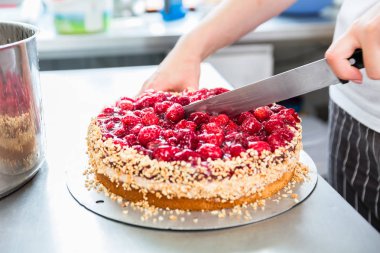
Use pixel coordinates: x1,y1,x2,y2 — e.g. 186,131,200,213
184,59,340,116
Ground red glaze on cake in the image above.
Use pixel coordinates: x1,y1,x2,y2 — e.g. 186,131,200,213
87,88,303,211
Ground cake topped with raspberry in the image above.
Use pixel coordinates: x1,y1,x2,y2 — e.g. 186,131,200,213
87,88,302,211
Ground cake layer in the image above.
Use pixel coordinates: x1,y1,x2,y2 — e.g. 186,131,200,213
95,169,295,211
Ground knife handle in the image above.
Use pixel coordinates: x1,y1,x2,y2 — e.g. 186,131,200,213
339,49,364,84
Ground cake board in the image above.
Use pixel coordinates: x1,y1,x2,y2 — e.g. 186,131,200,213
66,150,318,231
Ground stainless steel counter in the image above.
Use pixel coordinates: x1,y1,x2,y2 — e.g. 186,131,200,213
0,64,379,252
37,12,335,60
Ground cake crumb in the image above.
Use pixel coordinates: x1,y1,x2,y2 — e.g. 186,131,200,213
169,215,177,221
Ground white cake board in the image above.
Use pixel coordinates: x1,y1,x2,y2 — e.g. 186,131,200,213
66,151,318,231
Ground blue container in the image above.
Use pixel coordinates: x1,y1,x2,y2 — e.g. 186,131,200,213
283,0,333,15
161,0,187,21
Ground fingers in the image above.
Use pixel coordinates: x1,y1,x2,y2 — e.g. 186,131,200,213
325,31,363,83
139,73,200,96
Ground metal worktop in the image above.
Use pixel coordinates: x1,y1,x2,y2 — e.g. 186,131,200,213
37,11,335,60
0,64,379,252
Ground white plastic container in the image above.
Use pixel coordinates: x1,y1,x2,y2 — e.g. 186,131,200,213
48,0,113,34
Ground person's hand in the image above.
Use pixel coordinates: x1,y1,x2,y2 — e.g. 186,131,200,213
140,48,201,94
325,2,380,84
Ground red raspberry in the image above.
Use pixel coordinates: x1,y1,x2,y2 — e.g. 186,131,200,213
122,112,141,127
138,125,161,146
224,121,238,134
133,110,143,117
197,143,223,160
165,103,185,123
135,95,157,109
225,132,240,142
167,137,178,146
196,88,209,95
241,117,262,135
176,129,198,149
175,120,197,132
270,104,286,113
264,118,285,134
210,114,229,126
124,134,138,146
247,141,271,154
229,144,246,157
253,106,273,122
105,121,115,130
189,94,202,102
278,108,299,126
212,87,229,95
161,129,174,139
174,149,201,161
142,107,154,114
154,92,167,103
97,113,109,120
236,111,254,125
116,100,134,111
267,129,294,149
201,122,223,135
154,101,174,114
198,133,224,147
224,132,249,148
173,96,190,106
188,112,210,125
130,123,143,135
161,129,175,139
102,133,113,140
113,127,126,138
111,116,122,123
153,145,180,162
157,119,173,129
102,107,114,115
141,112,159,126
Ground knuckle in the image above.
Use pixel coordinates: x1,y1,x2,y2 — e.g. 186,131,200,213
324,49,336,62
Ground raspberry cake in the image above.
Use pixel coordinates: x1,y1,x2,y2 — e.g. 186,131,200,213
87,88,302,211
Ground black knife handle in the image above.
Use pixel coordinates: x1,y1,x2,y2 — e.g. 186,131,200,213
339,49,364,84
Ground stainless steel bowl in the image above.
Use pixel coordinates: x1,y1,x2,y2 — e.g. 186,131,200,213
0,21,45,197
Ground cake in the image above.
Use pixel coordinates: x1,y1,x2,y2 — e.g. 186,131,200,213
87,88,302,211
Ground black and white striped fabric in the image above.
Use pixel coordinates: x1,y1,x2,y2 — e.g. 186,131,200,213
328,100,380,232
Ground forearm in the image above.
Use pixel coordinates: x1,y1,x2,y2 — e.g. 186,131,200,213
173,0,296,61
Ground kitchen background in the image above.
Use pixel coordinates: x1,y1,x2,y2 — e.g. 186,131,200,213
1,0,342,178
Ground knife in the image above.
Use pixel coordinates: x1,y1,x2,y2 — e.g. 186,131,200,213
184,49,364,116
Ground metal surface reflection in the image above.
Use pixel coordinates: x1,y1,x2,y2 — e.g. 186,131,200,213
0,22,45,196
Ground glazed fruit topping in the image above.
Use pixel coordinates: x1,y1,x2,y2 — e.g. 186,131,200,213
138,125,161,146
165,103,185,123
96,88,300,162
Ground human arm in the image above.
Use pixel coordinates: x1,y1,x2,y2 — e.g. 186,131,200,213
325,1,380,83
141,0,296,93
